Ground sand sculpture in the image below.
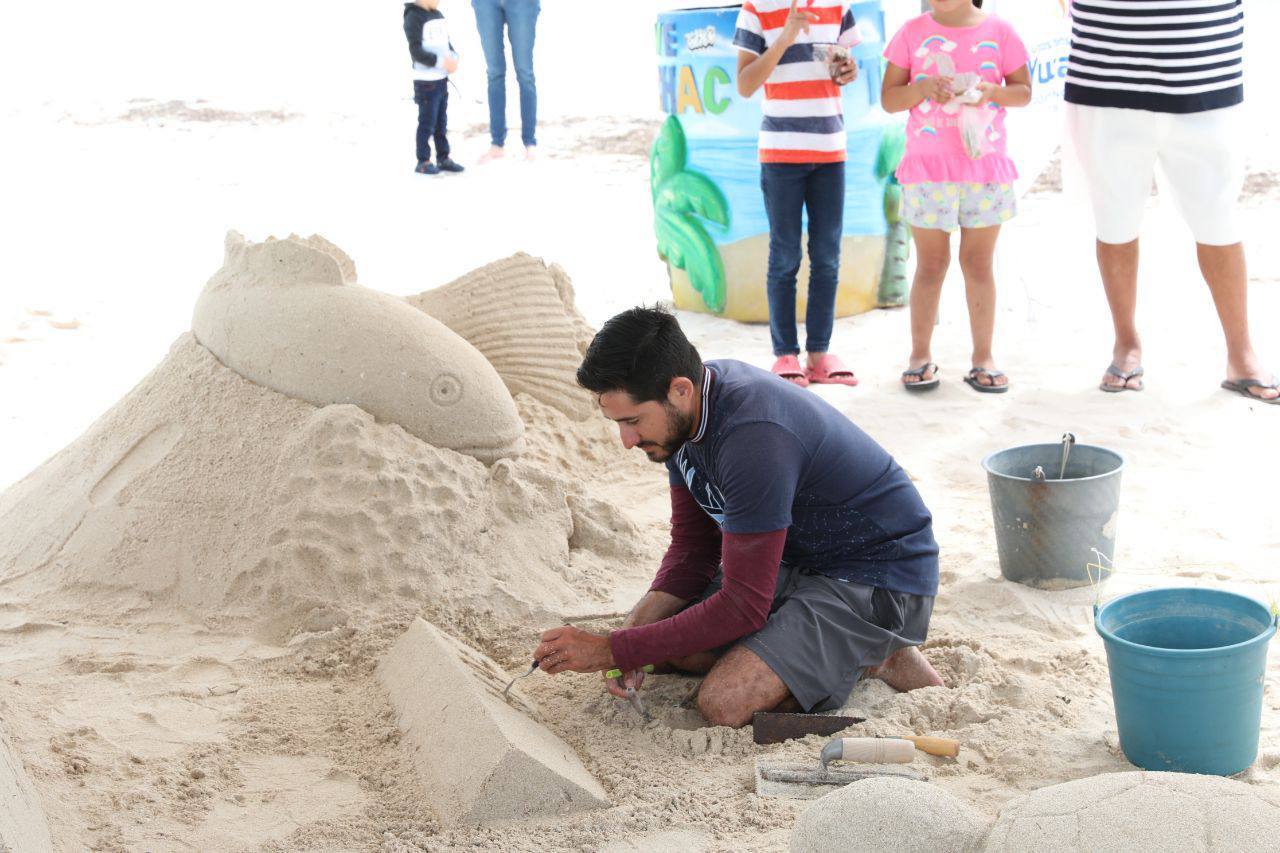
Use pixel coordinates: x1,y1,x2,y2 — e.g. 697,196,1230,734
193,232,526,464
377,618,609,825
984,771,1280,852
0,235,635,640
0,726,54,852
789,777,988,853
409,253,596,421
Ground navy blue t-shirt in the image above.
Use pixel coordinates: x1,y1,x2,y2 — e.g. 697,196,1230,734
666,359,939,597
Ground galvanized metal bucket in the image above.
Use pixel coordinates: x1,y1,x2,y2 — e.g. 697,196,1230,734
981,437,1124,589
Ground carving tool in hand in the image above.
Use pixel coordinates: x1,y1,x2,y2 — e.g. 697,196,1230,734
501,660,538,699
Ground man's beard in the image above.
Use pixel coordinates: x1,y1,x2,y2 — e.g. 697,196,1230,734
639,403,694,463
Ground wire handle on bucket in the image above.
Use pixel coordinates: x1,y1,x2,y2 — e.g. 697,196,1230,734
1058,433,1076,480
1086,547,1115,611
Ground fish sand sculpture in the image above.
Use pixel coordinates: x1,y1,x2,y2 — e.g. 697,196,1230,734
194,232,591,464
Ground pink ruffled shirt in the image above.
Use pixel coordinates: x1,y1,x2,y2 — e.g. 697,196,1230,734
884,14,1029,184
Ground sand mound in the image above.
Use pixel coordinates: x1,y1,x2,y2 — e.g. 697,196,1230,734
0,723,54,852
377,618,608,825
193,232,525,464
0,242,650,641
410,253,596,421
984,771,1280,852
790,777,988,853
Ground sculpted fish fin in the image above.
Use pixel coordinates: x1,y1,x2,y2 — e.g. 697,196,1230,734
408,254,595,421
204,231,352,293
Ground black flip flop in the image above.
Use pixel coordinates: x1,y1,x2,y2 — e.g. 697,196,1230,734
1221,376,1280,405
1100,364,1144,393
902,362,940,392
964,367,1009,394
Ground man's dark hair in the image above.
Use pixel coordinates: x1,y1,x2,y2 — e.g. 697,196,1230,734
577,306,703,402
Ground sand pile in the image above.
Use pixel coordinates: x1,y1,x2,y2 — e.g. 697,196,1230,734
0,235,652,643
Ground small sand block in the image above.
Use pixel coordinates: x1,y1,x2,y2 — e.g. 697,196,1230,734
376,618,608,826
984,771,1280,853
790,776,987,853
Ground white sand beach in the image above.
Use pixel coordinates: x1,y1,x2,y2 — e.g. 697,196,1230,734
1,2,1277,850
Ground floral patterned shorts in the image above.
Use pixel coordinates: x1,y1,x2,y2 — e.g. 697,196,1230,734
901,181,1017,232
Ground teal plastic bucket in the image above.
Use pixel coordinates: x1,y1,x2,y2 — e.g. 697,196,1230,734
1095,588,1277,776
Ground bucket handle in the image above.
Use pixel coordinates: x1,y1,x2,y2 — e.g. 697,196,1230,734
1086,547,1114,612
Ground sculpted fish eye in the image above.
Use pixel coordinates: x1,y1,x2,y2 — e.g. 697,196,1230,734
430,373,463,406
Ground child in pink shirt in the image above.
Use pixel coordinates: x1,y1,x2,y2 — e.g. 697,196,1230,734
882,0,1030,393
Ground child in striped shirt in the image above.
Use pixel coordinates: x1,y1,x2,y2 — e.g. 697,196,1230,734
881,0,1029,394
735,0,862,388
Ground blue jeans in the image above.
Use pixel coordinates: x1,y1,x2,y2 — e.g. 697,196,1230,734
472,0,540,148
413,79,450,163
760,161,845,356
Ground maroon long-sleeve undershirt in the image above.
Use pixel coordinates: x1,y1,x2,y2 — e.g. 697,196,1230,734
608,486,787,672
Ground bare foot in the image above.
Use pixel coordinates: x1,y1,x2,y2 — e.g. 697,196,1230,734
1102,344,1143,391
865,646,945,691
478,145,504,164
524,145,537,161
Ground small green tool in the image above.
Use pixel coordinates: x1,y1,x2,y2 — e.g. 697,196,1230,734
606,665,655,722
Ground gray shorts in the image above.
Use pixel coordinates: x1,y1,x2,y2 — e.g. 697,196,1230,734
695,565,934,712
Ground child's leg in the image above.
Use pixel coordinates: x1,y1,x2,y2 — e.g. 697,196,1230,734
906,226,950,382
434,85,451,163
414,82,432,164
760,164,807,357
957,224,1006,386
801,161,845,360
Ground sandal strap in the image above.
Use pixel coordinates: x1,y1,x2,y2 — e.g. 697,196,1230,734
1229,376,1279,390
969,367,1005,379
902,363,937,378
1105,364,1144,380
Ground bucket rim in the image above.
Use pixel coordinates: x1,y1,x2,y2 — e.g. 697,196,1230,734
981,443,1125,483
1094,586,1278,658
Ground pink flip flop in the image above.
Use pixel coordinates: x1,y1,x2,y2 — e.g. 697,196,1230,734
771,354,810,387
805,353,858,387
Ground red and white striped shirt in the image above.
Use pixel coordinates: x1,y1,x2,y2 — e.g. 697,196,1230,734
734,0,861,164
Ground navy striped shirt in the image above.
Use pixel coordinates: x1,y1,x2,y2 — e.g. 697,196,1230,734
1064,0,1244,113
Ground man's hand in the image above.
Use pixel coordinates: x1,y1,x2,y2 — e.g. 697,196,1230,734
442,56,459,74
916,75,954,105
534,626,614,675
779,0,819,48
834,58,858,86
603,668,646,700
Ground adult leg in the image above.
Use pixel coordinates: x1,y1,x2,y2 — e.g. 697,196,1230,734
864,646,945,691
1097,238,1144,389
471,0,508,151
957,224,1007,387
1157,107,1276,399
1196,243,1276,399
761,164,808,358
802,160,845,363
696,644,794,728
1066,104,1156,391
904,226,950,385
506,0,540,150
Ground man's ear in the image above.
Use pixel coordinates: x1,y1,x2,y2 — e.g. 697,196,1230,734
668,375,695,405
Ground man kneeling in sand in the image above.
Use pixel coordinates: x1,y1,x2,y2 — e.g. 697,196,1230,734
532,307,944,726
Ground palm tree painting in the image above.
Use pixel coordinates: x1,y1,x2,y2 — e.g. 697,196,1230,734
874,122,909,307
651,115,730,314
